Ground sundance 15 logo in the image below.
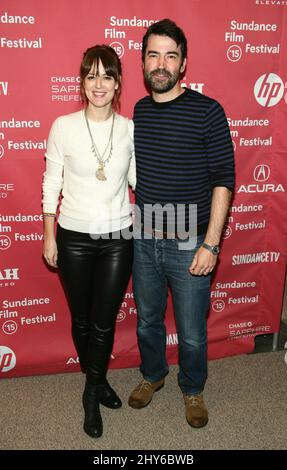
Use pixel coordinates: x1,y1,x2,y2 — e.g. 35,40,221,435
254,73,286,107
109,42,125,58
0,346,16,372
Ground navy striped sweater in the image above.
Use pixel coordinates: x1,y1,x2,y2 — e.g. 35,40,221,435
133,88,235,235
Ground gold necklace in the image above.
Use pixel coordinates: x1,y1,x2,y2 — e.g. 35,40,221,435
84,111,115,181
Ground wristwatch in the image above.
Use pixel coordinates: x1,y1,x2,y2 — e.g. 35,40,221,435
202,242,220,255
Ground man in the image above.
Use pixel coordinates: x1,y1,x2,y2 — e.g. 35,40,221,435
129,19,235,428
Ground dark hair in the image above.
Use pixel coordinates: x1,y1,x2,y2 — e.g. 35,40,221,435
80,45,122,109
142,19,187,63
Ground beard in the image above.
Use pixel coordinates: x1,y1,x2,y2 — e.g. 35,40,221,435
144,68,181,94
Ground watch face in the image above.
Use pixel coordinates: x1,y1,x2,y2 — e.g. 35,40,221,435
202,243,220,255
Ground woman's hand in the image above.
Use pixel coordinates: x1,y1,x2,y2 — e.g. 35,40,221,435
43,238,58,268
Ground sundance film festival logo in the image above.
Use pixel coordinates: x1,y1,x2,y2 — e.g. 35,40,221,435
2,320,18,335
116,310,126,322
0,234,12,250
109,42,125,58
0,346,16,372
223,225,232,239
212,299,225,312
227,45,242,62
254,73,285,107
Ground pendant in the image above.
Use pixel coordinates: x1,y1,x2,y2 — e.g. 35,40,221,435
96,164,107,181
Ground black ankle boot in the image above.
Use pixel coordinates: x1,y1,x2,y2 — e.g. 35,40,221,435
100,381,122,409
82,383,103,438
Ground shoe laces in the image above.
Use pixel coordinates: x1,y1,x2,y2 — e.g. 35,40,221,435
138,379,152,392
185,394,202,407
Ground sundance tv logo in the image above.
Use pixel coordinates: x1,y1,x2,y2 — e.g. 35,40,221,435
0,346,16,372
254,73,285,107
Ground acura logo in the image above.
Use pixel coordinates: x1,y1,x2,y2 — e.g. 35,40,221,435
253,164,270,182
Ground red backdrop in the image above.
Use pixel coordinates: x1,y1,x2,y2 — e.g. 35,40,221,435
1,0,287,377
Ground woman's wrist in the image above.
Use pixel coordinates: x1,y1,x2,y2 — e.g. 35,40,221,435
43,212,56,218
44,235,56,243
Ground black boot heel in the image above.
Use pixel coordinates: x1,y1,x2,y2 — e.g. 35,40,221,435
82,383,103,438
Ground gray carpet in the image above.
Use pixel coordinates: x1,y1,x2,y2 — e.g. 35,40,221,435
0,351,286,450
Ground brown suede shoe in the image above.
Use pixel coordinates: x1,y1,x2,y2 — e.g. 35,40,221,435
128,378,164,409
184,393,208,428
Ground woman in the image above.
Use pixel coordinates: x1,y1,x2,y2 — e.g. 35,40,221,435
42,45,135,438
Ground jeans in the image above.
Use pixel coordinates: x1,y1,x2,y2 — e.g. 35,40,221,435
133,233,211,395
57,225,133,385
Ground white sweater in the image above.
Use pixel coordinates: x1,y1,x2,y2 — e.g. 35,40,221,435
42,110,136,234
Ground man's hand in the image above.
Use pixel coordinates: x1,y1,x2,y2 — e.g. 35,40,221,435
189,246,217,276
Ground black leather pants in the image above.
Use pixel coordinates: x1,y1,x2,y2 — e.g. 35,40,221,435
56,225,133,385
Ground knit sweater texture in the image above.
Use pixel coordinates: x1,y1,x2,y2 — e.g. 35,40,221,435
133,88,235,234
42,110,136,234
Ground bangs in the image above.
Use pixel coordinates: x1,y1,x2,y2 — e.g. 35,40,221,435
80,44,122,110
82,48,120,81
